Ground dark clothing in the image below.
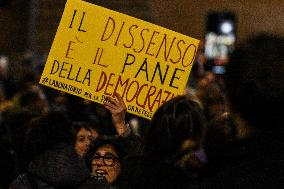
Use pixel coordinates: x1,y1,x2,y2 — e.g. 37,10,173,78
10,144,110,189
189,129,284,188
0,141,17,189
10,174,109,189
119,129,284,189
118,132,143,158
118,155,192,189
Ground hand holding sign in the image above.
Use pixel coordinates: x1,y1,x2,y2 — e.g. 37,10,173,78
103,93,127,135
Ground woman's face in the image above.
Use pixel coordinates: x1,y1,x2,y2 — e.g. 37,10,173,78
92,144,121,184
75,128,93,157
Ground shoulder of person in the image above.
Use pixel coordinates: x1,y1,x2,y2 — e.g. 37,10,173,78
78,175,111,189
9,174,32,189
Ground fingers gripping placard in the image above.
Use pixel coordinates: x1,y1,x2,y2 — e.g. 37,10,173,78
39,0,199,119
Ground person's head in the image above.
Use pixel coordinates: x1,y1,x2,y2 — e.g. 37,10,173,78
86,136,125,184
198,71,215,89
225,34,284,128
72,122,94,157
0,55,9,79
144,95,206,165
198,83,226,121
19,88,49,114
24,111,75,164
204,113,238,161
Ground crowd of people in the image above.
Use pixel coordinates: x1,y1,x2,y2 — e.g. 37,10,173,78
0,33,283,188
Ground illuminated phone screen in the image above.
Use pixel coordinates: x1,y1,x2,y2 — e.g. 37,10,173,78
204,12,236,74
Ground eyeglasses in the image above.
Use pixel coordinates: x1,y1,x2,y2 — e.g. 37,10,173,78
91,153,119,166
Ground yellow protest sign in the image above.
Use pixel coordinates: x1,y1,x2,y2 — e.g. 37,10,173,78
39,0,199,120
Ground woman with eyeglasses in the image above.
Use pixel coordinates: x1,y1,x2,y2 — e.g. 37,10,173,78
85,136,126,187
84,92,143,188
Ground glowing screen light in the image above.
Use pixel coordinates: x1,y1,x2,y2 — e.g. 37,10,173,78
220,21,233,34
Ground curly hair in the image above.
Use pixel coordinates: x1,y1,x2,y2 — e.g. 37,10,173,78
85,136,126,171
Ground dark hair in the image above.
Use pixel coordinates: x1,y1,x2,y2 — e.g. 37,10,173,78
144,95,206,163
199,83,226,121
225,34,284,128
19,90,40,107
204,113,238,161
72,121,93,135
85,136,126,171
24,111,75,163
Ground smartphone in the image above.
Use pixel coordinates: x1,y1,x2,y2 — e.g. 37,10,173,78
204,12,236,74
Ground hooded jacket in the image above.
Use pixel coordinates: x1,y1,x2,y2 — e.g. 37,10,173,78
10,143,110,189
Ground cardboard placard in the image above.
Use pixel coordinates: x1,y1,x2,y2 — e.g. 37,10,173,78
39,0,199,119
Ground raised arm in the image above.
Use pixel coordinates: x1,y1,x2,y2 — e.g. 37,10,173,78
103,92,127,136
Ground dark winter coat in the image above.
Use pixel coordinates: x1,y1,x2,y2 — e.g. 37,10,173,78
188,129,284,188
118,129,284,189
10,143,110,189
